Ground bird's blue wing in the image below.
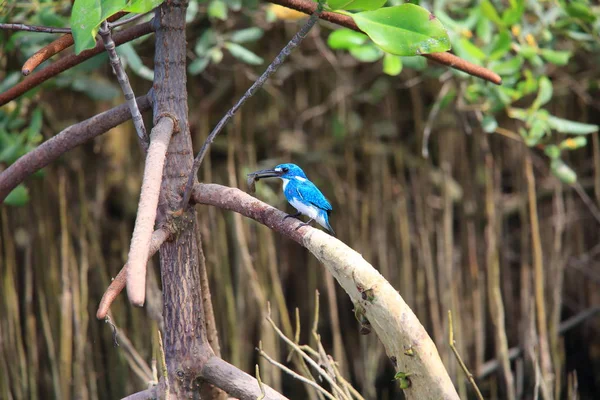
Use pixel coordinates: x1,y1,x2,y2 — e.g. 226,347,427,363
295,180,332,213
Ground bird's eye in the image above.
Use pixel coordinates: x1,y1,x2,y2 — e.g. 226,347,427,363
282,167,289,172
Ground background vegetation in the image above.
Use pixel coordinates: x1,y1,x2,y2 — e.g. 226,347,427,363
1,0,600,399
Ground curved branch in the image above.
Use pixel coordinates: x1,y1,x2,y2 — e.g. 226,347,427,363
126,117,175,306
96,227,170,319
0,92,153,203
20,12,128,76
267,0,502,85
0,20,154,106
191,183,459,400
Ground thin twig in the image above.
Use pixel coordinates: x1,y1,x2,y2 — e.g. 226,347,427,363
99,20,149,151
257,343,337,400
0,92,153,203
0,23,71,33
110,11,151,28
267,0,502,85
0,20,154,106
422,78,452,158
158,330,170,399
178,0,326,211
256,364,266,400
126,117,175,306
448,310,484,400
266,303,351,400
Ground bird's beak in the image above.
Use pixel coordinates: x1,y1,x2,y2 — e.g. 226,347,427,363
248,168,282,179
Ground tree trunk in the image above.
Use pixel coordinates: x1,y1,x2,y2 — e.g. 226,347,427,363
153,1,213,397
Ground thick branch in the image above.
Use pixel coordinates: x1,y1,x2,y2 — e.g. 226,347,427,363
96,228,170,319
191,183,459,400
0,92,153,203
127,117,174,306
267,0,502,85
0,20,154,106
201,357,289,400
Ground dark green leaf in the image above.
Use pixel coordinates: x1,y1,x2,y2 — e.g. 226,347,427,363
544,144,561,159
565,3,597,23
351,4,451,56
489,56,523,76
4,184,29,206
327,0,386,11
327,28,369,50
382,53,402,76
225,42,263,65
401,56,427,70
480,0,503,27
501,0,525,26
70,0,102,54
230,27,263,43
488,30,512,60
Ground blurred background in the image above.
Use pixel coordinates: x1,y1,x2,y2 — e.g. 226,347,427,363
1,0,600,399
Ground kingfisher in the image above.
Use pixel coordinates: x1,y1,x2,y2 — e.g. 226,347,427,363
250,163,335,235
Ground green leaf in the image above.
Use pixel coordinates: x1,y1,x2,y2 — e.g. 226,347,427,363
480,0,504,27
382,53,402,76
224,42,263,65
349,44,383,62
123,0,163,13
544,144,561,159
547,116,599,135
5,184,29,206
327,0,386,11
351,4,451,56
327,28,369,50
525,118,548,146
117,42,154,81
27,108,43,136
195,29,217,56
208,0,228,20
488,30,512,60
532,76,552,110
481,115,498,133
540,49,571,66
489,56,523,76
453,37,485,64
188,57,210,75
230,27,264,43
551,159,577,184
70,0,102,54
501,0,525,26
401,56,427,70
565,3,597,23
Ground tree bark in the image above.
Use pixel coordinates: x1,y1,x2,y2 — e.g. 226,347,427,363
152,1,213,397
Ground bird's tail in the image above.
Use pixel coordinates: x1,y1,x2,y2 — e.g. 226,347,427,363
324,215,335,237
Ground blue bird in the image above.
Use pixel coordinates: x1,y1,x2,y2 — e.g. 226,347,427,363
251,163,335,235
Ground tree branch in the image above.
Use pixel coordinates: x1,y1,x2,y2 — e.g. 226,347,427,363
0,23,71,33
267,0,502,85
99,20,150,151
20,12,128,76
178,0,325,211
96,227,171,319
191,183,459,400
127,117,175,306
0,92,153,203
0,20,154,106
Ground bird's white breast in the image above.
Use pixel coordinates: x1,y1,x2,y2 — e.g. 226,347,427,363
290,197,321,221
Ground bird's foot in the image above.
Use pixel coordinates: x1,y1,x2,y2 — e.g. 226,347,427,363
283,212,302,221
294,219,313,231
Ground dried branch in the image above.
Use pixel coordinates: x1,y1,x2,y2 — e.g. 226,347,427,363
191,183,460,400
0,20,154,106
0,92,153,203
127,117,175,306
267,0,502,85
99,20,150,151
178,0,325,211
96,228,170,319
0,23,71,33
20,12,128,76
